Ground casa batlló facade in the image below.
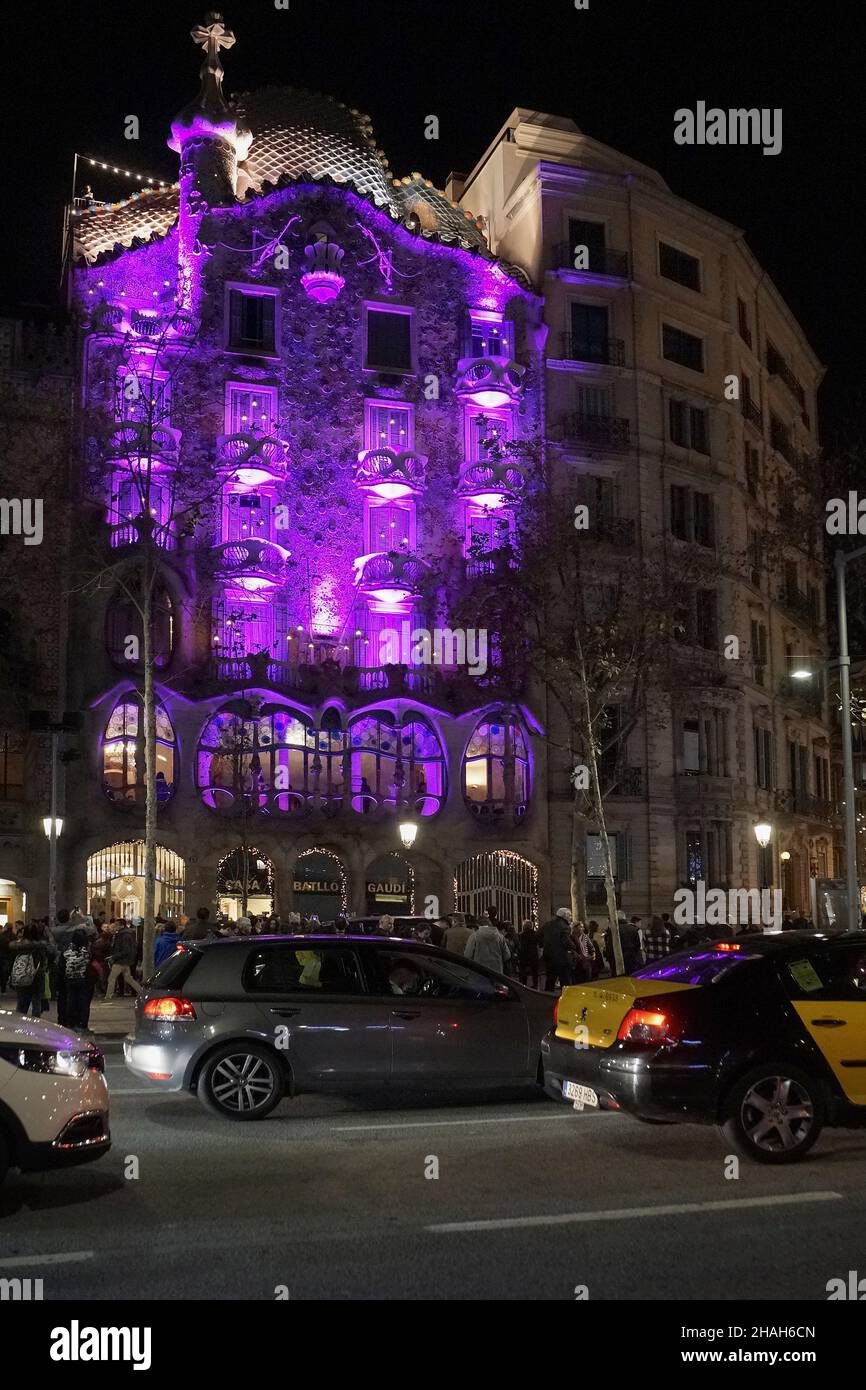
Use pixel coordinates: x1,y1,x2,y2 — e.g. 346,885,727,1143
0,14,839,928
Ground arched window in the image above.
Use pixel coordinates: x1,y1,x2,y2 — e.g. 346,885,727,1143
197,706,266,816
106,578,174,668
349,712,444,817
102,694,176,806
463,711,529,822
198,705,345,816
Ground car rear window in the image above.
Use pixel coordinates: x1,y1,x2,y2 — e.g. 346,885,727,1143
149,947,199,989
633,948,761,986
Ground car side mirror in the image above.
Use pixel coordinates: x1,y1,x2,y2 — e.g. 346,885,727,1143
493,983,513,1000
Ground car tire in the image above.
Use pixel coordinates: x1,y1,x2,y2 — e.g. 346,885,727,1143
197,1043,284,1121
0,1127,9,1186
720,1062,824,1164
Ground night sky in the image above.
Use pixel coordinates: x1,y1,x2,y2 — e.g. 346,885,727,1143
6,0,864,440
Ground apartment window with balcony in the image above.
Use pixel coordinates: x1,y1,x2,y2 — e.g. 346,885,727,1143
568,217,606,270
669,399,710,453
366,500,413,553
465,509,512,558
365,402,414,450
751,618,768,685
770,411,793,462
575,384,612,418
814,751,830,801
685,824,731,888
467,312,512,359
737,297,752,347
586,831,631,901
744,442,761,497
789,740,808,797
747,528,762,588
226,288,278,354
658,241,701,292
365,305,413,373
226,383,278,434
662,322,704,373
569,302,611,364
223,491,275,543
754,724,773,789
115,367,171,424
467,409,511,462
669,485,715,547
682,711,729,776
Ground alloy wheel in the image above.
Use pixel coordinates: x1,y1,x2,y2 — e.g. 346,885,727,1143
740,1074,814,1153
210,1052,277,1114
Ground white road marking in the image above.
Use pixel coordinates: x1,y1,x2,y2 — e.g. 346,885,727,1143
335,1113,609,1132
427,1190,844,1233
0,1251,94,1269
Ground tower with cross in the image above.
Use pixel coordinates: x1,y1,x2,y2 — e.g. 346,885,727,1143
169,13,252,310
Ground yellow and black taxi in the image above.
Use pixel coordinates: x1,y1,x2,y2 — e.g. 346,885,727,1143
542,931,866,1163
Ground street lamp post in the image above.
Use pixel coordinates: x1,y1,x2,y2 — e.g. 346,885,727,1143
754,821,772,892
28,710,82,926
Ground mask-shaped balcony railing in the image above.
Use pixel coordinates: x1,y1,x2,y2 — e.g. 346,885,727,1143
354,448,427,499
458,458,526,509
216,431,286,488
455,357,525,409
106,423,181,471
356,550,429,603
214,538,291,594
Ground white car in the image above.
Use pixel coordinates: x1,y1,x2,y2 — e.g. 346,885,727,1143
0,1009,110,1185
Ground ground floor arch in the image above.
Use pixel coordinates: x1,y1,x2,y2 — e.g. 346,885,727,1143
455,850,538,929
291,848,348,921
217,846,275,920
86,841,185,920
364,852,415,915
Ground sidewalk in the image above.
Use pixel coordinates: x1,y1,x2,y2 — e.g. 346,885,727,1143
0,992,135,1038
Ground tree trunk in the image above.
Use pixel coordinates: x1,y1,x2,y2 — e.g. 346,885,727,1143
570,793,588,923
142,549,157,979
579,671,624,975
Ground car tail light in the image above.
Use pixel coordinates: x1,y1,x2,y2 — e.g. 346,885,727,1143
143,996,197,1020
616,1008,678,1045
714,941,741,952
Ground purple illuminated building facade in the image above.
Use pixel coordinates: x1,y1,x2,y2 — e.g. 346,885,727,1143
64,17,548,925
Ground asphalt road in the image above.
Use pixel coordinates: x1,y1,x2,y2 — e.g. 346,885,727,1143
2,1044,866,1300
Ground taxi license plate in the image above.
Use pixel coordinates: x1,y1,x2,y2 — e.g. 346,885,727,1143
563,1080,598,1110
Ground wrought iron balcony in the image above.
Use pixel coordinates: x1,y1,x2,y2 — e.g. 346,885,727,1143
464,546,519,580
560,333,625,367
216,431,286,486
354,447,427,497
775,789,835,820
780,586,820,627
455,357,525,408
109,518,177,551
214,538,291,593
741,396,763,432
767,346,806,410
551,243,629,279
458,458,526,507
603,766,643,797
356,550,429,602
558,411,630,452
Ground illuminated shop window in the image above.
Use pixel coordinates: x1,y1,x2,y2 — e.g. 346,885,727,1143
102,694,175,806
463,712,529,820
349,713,444,816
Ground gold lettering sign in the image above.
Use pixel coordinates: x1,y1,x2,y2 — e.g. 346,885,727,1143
367,881,407,895
293,880,340,893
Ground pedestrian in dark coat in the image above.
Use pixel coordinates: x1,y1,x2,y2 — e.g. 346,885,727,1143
542,908,575,991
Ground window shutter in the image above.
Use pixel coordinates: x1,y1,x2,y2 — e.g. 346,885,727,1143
262,295,276,351
619,831,633,883
229,290,243,347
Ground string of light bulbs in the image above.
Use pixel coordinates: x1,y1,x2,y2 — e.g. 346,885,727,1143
76,153,178,191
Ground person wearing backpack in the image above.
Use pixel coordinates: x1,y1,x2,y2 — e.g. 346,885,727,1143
60,929,93,1031
9,924,49,1017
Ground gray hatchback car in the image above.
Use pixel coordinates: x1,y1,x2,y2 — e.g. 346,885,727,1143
123,935,555,1119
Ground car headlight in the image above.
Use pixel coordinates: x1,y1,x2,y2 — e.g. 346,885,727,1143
0,1045,102,1077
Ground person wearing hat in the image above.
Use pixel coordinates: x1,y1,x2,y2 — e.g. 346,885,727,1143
541,907,575,991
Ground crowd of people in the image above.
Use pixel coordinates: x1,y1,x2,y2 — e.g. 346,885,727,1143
0,899,823,1024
